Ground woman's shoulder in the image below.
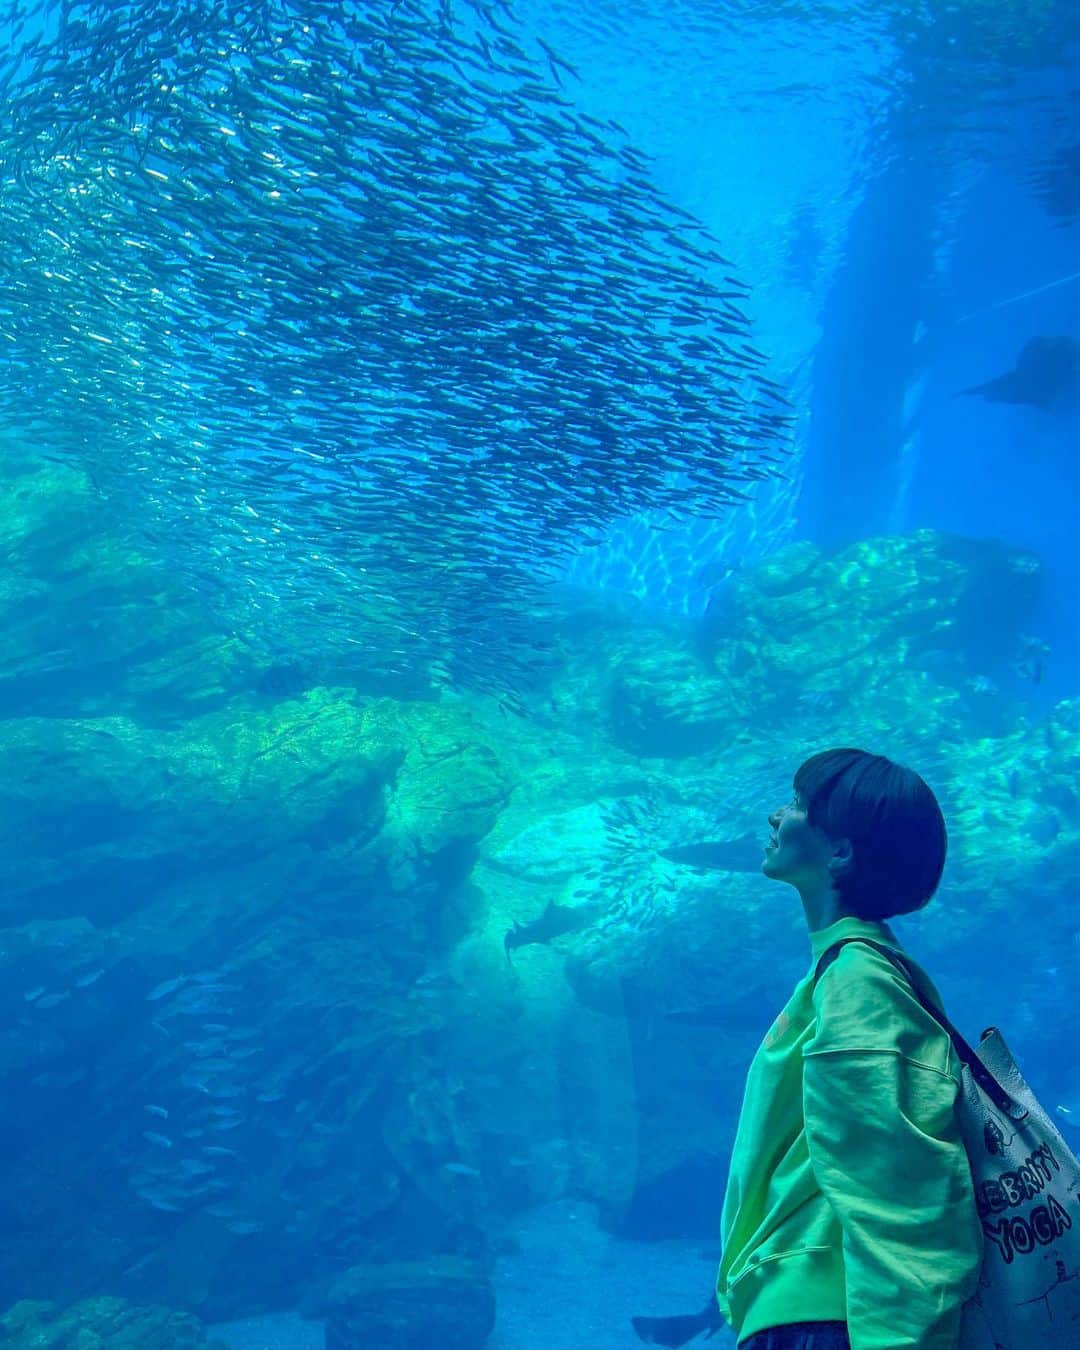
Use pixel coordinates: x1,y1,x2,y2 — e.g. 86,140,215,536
810,940,955,1067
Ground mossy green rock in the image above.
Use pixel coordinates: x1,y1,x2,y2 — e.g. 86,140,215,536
609,531,1039,757
378,700,513,881
0,1297,224,1349
0,455,224,721
0,691,512,924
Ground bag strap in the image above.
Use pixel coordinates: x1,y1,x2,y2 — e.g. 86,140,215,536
813,937,1021,1118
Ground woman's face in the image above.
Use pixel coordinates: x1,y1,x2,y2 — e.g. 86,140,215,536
763,789,838,888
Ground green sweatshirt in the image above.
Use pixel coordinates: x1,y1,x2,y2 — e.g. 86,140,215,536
715,916,983,1349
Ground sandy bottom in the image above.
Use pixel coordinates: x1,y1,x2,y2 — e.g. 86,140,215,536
209,1200,733,1350
210,1312,325,1350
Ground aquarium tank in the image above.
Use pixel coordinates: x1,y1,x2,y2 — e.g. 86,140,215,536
1,0,1078,1346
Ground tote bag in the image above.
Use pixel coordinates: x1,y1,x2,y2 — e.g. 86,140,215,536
815,938,1080,1349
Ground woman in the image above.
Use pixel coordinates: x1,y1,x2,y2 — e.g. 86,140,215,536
633,748,982,1350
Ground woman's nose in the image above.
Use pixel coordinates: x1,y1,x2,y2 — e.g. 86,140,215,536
768,809,780,829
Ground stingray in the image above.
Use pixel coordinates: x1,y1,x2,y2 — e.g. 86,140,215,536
959,335,1080,409
632,1295,725,1347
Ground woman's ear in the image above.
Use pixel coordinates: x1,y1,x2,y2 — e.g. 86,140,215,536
828,837,854,880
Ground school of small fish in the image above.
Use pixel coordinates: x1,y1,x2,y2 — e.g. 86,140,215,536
0,0,792,698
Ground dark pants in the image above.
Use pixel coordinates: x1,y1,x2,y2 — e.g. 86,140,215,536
738,1321,850,1350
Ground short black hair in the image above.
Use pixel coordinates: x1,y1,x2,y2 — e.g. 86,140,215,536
793,748,947,921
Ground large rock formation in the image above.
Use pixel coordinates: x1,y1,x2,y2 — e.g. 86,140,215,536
1,451,1074,1328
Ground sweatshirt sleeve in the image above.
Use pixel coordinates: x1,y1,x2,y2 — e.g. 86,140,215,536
802,960,983,1350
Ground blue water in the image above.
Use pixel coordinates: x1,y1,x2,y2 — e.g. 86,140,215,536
2,0,1079,1347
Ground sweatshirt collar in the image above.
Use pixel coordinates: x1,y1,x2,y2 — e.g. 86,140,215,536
808,915,900,963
